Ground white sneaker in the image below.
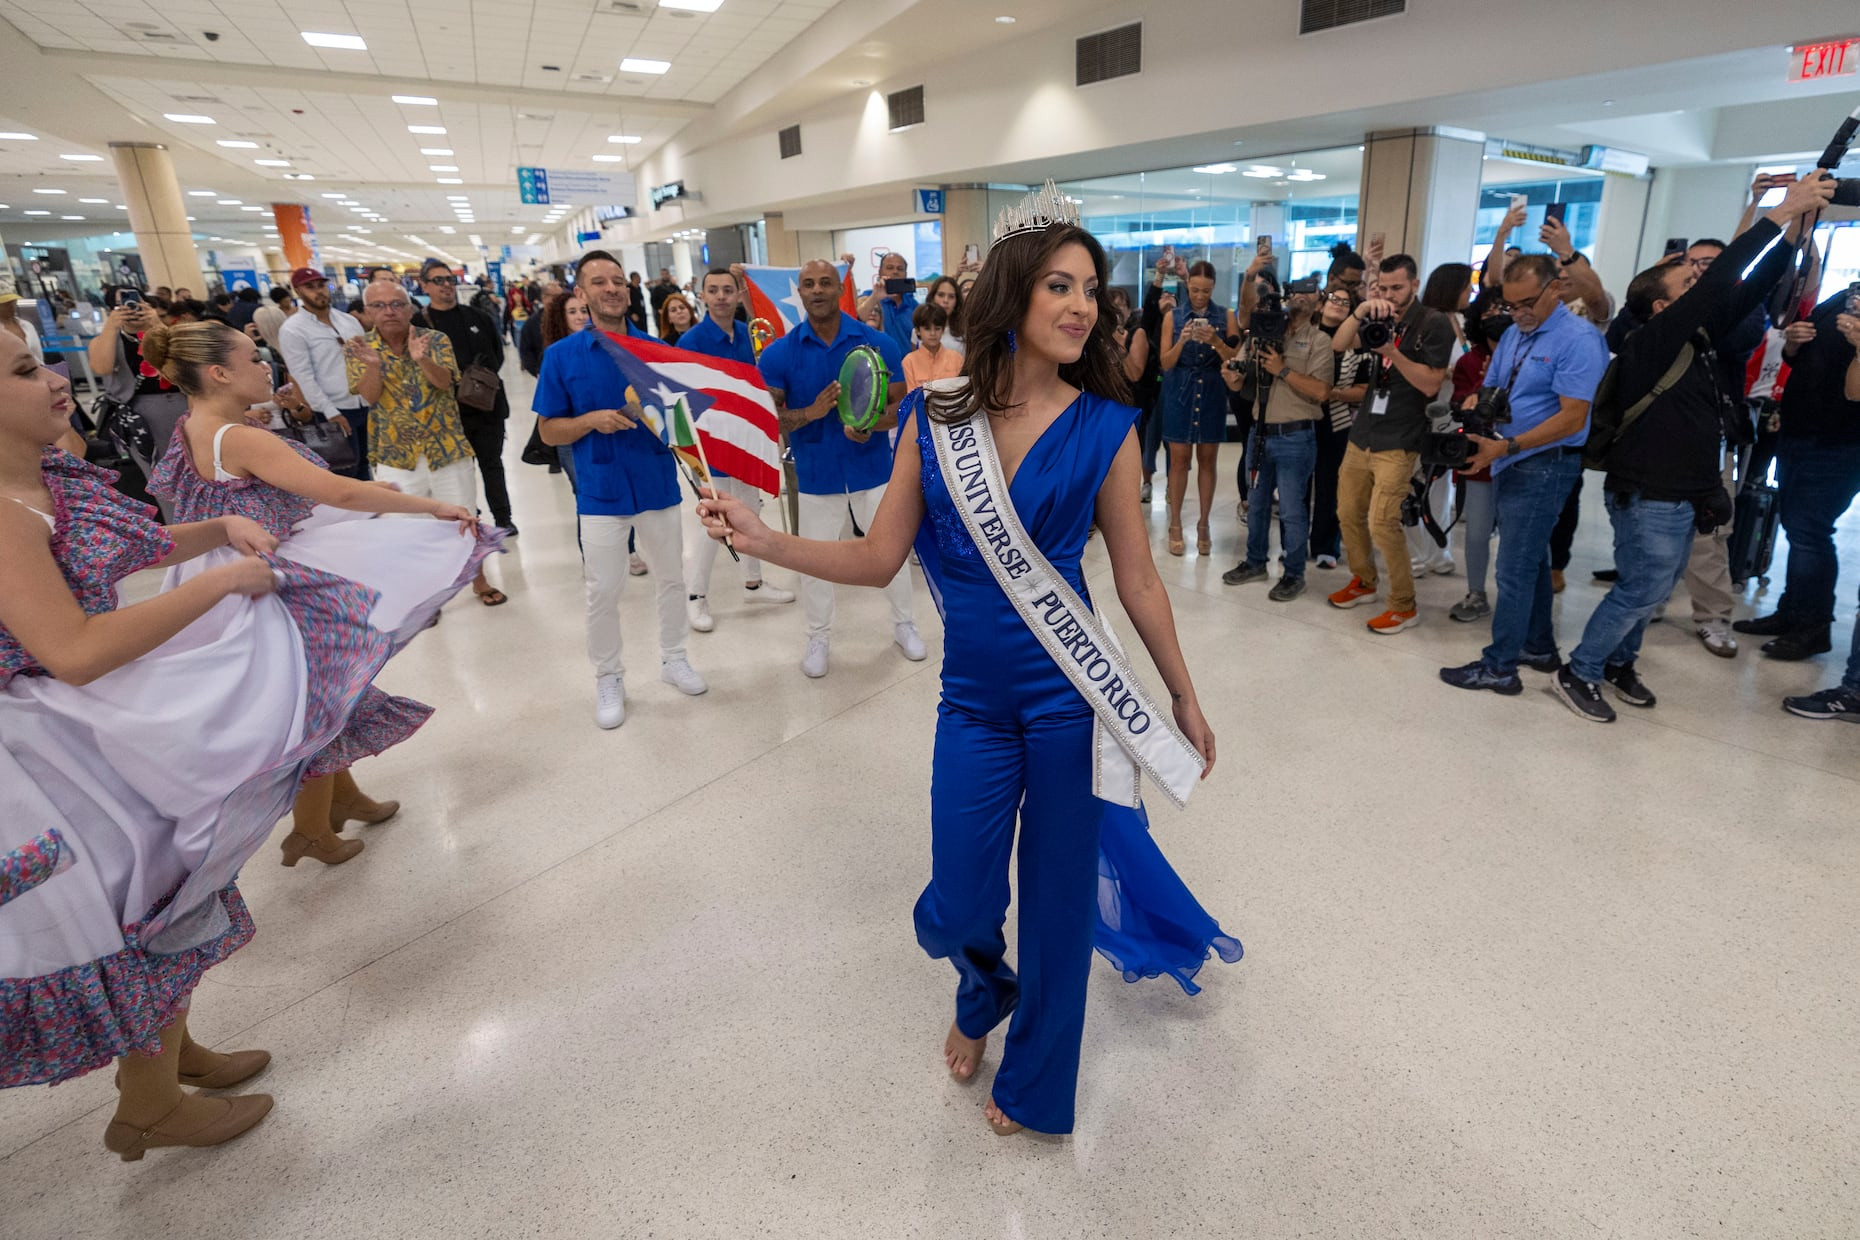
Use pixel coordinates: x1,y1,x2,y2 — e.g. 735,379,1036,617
801,636,829,679
1696,620,1738,658
687,595,714,633
894,621,927,662
628,553,648,577
659,658,708,696
744,581,795,604
594,673,626,729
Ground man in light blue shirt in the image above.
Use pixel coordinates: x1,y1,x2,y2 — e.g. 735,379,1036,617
857,251,919,357
1440,253,1608,695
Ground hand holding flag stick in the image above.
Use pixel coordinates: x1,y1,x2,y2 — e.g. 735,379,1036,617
664,395,740,563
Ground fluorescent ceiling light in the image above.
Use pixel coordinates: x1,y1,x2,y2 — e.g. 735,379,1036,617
392,95,437,106
592,154,625,162
1284,170,1326,182
78,197,107,204
438,226,455,233
60,153,103,162
419,148,453,156
446,195,469,201
217,199,243,205
302,32,367,50
436,177,463,184
620,58,671,74
526,234,541,245
60,214,83,220
1192,163,1237,174
241,205,266,212
510,226,523,233
408,125,447,135
429,164,459,172
165,114,216,124
188,190,216,197
660,0,723,10
1242,165,1284,178
608,135,642,144
216,140,258,149
32,188,66,195
255,159,291,167
468,234,484,246
321,192,345,199
996,15,1017,23
0,132,36,140
23,210,49,216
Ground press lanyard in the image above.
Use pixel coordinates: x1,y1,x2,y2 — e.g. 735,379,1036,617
1374,319,1410,393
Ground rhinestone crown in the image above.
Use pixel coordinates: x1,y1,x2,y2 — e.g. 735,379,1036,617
991,178,1081,245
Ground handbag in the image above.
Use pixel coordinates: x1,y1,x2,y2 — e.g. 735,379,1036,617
285,415,360,473
457,361,502,412
91,392,153,459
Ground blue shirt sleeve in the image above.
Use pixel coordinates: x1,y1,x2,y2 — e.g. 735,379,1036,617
758,338,791,400
1551,323,1609,404
533,345,573,419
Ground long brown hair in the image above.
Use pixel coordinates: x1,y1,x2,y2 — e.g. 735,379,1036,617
924,275,964,335
540,290,583,347
925,223,1128,424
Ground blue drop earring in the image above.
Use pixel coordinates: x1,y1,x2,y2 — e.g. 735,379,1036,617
1006,329,1018,354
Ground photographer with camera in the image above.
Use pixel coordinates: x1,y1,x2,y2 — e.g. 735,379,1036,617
1220,284,1337,601
1551,172,1835,723
1326,255,1457,634
1437,254,1608,696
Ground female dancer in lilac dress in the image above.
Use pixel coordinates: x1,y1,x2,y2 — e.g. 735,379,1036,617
0,330,390,1157
145,322,500,867
699,195,1238,1136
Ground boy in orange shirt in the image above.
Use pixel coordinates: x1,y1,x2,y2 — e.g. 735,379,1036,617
902,303,963,391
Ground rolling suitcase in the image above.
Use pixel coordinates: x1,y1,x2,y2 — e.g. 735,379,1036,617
1728,483,1780,586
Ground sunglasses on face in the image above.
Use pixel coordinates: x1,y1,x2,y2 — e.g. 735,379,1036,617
424,275,458,285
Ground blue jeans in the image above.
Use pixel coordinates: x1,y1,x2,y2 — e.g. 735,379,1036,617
1244,424,1316,577
1568,491,1697,683
1481,451,1582,674
1774,437,1860,628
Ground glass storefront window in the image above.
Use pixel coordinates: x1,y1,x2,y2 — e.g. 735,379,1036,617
1053,145,1363,311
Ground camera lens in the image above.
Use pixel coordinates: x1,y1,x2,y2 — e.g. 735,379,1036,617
1359,319,1393,350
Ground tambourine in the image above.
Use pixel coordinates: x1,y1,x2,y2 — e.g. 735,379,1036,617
837,345,889,433
750,316,775,358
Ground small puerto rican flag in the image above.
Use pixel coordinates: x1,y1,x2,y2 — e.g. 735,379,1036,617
739,263,860,343
596,330,782,496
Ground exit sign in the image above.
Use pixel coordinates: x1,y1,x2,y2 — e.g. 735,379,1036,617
1789,38,1857,82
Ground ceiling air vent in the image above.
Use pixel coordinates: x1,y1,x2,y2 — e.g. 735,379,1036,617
574,71,614,84
778,124,802,160
887,86,924,132
1076,22,1140,86
604,1,646,11
1300,0,1406,35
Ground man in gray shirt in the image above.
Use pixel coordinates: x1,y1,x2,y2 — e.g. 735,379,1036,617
275,267,369,478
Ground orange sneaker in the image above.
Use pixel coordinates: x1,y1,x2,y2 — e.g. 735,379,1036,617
1366,608,1419,635
1328,577,1378,609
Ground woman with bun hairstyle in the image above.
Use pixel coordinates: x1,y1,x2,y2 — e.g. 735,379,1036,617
145,321,501,868
0,329,390,1156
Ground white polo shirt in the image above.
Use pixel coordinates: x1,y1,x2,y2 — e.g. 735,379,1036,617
276,306,364,417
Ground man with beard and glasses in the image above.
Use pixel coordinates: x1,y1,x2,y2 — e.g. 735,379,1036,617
416,258,516,537
275,267,369,479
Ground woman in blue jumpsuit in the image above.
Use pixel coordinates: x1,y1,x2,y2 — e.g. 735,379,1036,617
697,221,1236,1135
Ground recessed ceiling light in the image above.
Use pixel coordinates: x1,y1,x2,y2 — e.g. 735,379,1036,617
78,197,107,204
996,15,1017,23
216,199,243,205
23,209,49,216
1192,163,1237,174
608,135,642,144
32,188,66,195
438,226,455,233
165,114,216,124
60,214,83,220
526,234,541,245
185,215,196,221
241,205,266,212
592,154,625,162
60,153,103,161
510,226,524,233
255,159,291,167
620,58,671,74
408,125,447,135
392,95,438,106
0,132,37,140
188,190,216,197
660,0,724,10
322,192,345,198
216,140,259,149
419,148,453,156
429,164,459,172
302,32,367,50
436,177,463,184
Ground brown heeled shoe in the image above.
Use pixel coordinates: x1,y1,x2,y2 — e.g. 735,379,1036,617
103,1093,274,1161
114,1048,270,1091
330,796,400,832
1167,525,1185,557
280,832,364,867
1197,523,1211,556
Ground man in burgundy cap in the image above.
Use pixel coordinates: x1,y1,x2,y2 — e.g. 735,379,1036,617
275,265,371,478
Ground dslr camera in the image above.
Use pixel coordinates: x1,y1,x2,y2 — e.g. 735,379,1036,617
1358,316,1394,350
1247,287,1288,349
1419,385,1511,469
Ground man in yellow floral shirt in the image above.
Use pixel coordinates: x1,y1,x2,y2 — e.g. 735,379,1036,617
346,280,508,604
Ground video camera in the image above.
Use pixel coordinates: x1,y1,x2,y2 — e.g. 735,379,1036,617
1419,384,1512,470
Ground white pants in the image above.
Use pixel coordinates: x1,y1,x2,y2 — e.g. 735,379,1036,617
796,484,914,639
372,456,479,509
582,505,687,677
684,473,765,594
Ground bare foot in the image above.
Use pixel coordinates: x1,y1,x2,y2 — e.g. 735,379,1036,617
983,1095,1024,1135
944,1023,985,1082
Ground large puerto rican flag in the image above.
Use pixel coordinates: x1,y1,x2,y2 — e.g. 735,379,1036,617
595,331,782,496
740,263,859,342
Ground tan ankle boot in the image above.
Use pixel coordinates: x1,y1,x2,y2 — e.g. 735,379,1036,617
280,831,364,867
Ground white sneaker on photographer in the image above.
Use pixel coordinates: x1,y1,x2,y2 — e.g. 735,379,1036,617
659,658,708,696
744,580,795,604
686,595,714,633
894,622,927,662
801,637,830,679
